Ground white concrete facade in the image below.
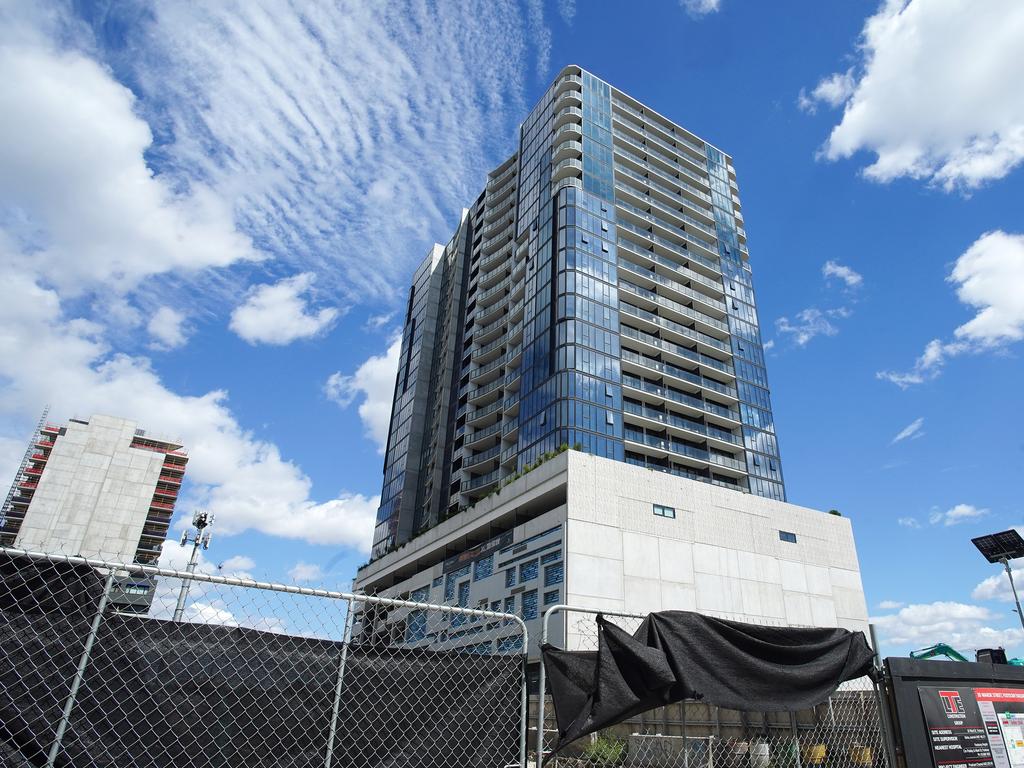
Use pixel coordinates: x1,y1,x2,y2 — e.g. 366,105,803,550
356,451,869,658
15,415,169,561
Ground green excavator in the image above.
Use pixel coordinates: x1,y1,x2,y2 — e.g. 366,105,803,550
910,643,1024,665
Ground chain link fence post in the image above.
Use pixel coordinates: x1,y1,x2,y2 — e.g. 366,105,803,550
45,568,114,768
323,595,355,768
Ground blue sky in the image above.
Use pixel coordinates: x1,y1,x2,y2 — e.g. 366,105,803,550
1,0,1023,656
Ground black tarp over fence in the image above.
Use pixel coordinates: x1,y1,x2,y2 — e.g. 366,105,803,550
0,554,521,768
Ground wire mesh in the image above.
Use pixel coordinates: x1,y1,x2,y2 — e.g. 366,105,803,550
0,547,528,768
537,607,891,768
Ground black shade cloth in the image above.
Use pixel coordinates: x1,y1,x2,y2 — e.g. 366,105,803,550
0,554,521,767
542,610,876,757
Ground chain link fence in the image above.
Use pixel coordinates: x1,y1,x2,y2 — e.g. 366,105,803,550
536,606,893,768
0,547,528,768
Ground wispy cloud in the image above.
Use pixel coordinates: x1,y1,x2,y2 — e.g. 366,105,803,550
929,503,988,527
116,0,539,308
775,307,847,346
798,70,855,115
680,0,722,17
822,260,863,288
891,417,925,444
898,517,922,529
878,230,1024,387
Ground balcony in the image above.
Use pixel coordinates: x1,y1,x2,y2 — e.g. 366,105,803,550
615,198,718,261
614,177,717,238
611,98,707,159
553,139,583,164
625,454,749,494
620,326,737,397
618,257,725,318
552,157,583,183
616,237,723,298
149,500,174,511
613,144,713,208
553,105,583,129
619,278,728,337
619,297,730,358
615,162,714,225
486,161,516,192
621,355,739,423
465,469,500,492
624,426,745,476
623,399,742,448
612,113,710,182
465,443,502,470
617,218,721,280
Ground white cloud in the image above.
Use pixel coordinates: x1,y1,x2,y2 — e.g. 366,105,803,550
973,548,1024,603
798,71,855,114
325,336,401,454
775,308,840,346
822,260,863,288
898,517,921,528
0,42,259,296
929,503,988,527
878,600,904,610
288,562,324,583
762,339,775,351
229,273,339,346
806,0,1024,191
125,0,537,305
872,600,1024,652
680,0,721,17
0,272,377,552
147,307,189,350
878,231,1024,387
891,417,925,444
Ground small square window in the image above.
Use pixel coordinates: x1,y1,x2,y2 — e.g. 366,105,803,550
544,589,560,606
505,569,516,588
581,235,589,244
601,222,608,232
779,531,797,544
606,412,615,425
653,504,676,519
601,242,609,253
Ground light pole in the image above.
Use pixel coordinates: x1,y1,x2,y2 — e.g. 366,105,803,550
972,529,1024,632
173,510,214,622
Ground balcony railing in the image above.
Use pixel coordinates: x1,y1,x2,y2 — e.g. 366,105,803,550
621,356,739,422
611,98,707,157
619,297,729,354
623,399,742,446
619,279,728,335
617,258,726,315
619,326,737,397
616,238,723,296
617,218,721,276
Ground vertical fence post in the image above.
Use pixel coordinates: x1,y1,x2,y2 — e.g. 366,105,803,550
324,596,355,768
520,627,529,768
46,569,114,768
536,607,556,766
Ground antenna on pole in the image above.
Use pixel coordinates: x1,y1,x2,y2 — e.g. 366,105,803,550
172,510,215,622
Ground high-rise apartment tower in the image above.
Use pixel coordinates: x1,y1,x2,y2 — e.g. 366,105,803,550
373,66,784,560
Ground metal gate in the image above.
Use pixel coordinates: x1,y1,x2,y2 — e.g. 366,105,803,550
0,547,528,767
537,605,895,768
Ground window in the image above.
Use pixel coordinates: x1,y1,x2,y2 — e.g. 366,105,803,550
504,596,515,614
653,504,676,519
606,411,615,425
520,559,539,582
779,531,797,544
124,584,150,595
490,600,501,612
522,590,539,620
541,550,561,565
473,555,494,580
505,569,516,588
457,581,470,608
544,589,560,606
432,576,443,588
545,562,564,587
498,635,523,653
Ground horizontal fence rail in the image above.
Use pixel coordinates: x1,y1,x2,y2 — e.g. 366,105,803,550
0,547,529,768
538,604,893,768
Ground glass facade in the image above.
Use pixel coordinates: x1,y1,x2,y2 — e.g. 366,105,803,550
369,66,787,559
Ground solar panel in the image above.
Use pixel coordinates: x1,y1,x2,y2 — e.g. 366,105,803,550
972,530,1024,563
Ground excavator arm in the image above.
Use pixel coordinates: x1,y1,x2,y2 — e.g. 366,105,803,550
910,643,970,662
